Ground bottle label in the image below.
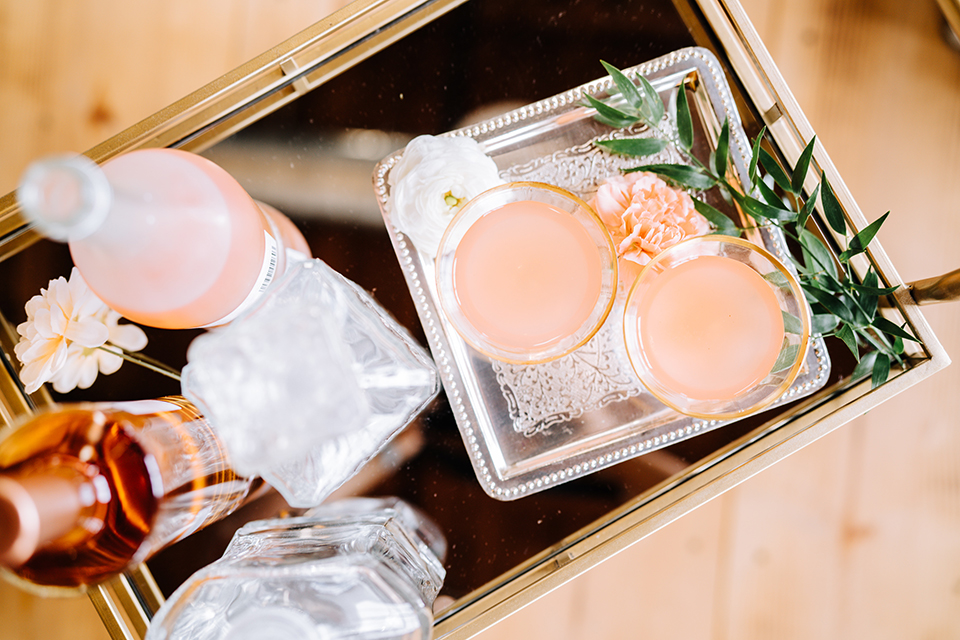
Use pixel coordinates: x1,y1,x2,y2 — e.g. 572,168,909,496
201,230,279,328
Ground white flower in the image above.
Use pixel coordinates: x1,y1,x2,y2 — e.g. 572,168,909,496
14,267,148,394
388,134,504,256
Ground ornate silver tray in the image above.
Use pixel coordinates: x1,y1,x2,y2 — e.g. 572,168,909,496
373,47,831,500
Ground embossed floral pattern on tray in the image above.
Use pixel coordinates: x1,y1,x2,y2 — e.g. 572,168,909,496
373,46,832,500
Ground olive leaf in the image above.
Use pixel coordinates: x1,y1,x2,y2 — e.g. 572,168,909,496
798,228,838,281
675,83,693,151
851,351,877,381
836,323,860,360
771,340,800,372
758,178,789,210
872,316,918,343
734,192,796,223
782,311,804,335
714,118,730,178
759,148,794,193
595,138,669,157
626,163,717,190
748,128,766,189
820,174,847,235
797,183,820,229
583,94,639,128
871,352,891,389
811,313,839,335
636,74,664,125
838,212,889,263
601,60,645,114
693,199,740,236
792,136,817,194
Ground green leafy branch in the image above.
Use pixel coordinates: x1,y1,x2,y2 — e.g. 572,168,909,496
584,60,920,388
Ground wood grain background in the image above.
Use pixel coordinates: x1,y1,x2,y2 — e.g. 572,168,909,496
1,1,958,639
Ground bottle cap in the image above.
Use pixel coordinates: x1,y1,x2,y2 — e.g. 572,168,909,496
17,154,112,242
223,608,324,640
0,474,82,568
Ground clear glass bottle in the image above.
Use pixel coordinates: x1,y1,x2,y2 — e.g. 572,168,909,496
17,149,312,329
146,497,447,640
0,396,256,593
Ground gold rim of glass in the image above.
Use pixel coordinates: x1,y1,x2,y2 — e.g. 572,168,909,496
435,181,618,364
622,234,811,420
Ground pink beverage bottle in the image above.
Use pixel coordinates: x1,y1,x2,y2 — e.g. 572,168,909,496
17,149,312,329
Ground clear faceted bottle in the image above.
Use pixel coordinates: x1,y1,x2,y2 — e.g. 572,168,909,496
0,396,256,593
146,497,447,640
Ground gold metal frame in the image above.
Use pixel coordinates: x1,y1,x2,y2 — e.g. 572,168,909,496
0,0,948,639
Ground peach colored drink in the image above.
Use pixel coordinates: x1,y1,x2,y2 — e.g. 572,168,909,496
452,200,602,352
635,255,784,401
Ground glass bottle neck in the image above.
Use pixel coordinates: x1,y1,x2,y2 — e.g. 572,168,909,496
17,154,113,242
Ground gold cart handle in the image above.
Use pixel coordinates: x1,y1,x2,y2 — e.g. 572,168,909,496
909,269,960,305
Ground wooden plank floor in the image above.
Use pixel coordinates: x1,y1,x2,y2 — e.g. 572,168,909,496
2,1,959,639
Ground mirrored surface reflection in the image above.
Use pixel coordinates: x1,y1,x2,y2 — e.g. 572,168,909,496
0,0,857,610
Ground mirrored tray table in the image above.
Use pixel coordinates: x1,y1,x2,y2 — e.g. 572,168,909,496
0,0,948,639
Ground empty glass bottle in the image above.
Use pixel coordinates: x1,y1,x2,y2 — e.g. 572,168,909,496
146,497,447,640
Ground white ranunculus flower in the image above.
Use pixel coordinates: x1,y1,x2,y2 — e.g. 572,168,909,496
388,134,504,257
14,267,149,394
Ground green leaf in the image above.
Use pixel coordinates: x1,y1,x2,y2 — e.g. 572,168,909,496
838,212,889,262
797,183,820,229
748,128,766,189
626,163,717,190
759,148,794,194
771,341,800,372
782,311,804,335
601,61,646,113
893,336,905,354
758,178,789,210
803,284,855,323
583,94,639,128
851,351,877,381
858,269,879,319
850,281,899,297
714,118,730,178
734,192,797,223
636,74,665,125
763,270,791,289
791,136,817,194
692,198,740,236
872,352,891,389
799,228,839,280
595,138,669,158
675,84,693,151
811,313,839,335
836,323,860,360
872,316,919,343
820,174,847,235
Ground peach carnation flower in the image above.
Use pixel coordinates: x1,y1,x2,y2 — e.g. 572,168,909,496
590,172,711,266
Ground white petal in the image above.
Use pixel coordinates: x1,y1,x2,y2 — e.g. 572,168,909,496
97,350,123,375
108,324,148,352
19,361,48,394
76,356,101,389
19,337,63,365
51,278,73,318
64,318,109,348
32,309,58,340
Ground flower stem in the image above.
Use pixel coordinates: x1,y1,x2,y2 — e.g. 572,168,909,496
97,344,181,382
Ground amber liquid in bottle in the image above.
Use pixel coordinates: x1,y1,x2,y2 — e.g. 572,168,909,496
0,397,252,591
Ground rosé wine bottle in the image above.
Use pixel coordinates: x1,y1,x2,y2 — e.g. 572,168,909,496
17,148,311,329
0,397,258,593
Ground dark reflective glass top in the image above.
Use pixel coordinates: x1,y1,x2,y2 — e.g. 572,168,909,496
0,0,856,611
